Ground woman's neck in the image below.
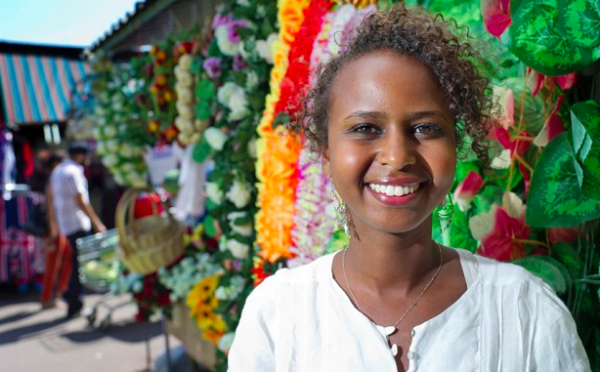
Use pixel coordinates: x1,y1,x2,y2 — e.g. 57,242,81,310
344,219,442,297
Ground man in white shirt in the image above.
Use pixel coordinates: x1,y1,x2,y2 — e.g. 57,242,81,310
49,141,106,318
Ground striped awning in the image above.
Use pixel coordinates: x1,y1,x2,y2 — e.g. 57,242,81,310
0,53,90,125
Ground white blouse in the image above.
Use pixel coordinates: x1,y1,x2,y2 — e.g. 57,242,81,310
228,249,590,372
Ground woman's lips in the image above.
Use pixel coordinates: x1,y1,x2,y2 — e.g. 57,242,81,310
366,182,424,206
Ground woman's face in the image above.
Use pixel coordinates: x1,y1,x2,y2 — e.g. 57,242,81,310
323,51,457,235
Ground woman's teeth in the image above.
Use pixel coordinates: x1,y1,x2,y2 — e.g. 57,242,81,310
368,183,420,196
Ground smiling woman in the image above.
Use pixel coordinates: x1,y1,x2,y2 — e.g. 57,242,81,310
228,3,591,372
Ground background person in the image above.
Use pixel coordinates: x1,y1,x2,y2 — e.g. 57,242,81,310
49,141,106,318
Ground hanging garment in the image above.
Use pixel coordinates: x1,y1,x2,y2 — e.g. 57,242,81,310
173,145,206,221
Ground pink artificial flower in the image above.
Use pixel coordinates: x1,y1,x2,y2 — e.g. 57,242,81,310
453,170,484,211
470,192,530,262
533,96,565,148
527,68,577,97
548,227,581,245
481,0,512,38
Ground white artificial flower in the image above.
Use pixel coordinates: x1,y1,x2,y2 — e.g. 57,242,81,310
189,132,201,144
103,126,117,138
177,133,190,145
113,172,125,186
217,333,236,354
174,65,183,79
226,180,251,208
195,119,209,131
256,33,278,64
103,154,119,167
94,105,106,116
120,145,134,159
129,173,147,188
178,54,193,71
175,116,194,132
215,25,240,57
227,239,249,259
120,163,135,174
177,103,193,120
245,71,259,92
107,139,120,152
227,212,253,237
228,92,249,120
206,182,223,204
247,138,257,158
217,82,242,107
204,127,228,151
96,141,106,155
177,89,192,104
177,72,192,87
236,0,250,6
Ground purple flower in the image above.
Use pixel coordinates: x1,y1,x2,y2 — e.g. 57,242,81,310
226,20,249,44
233,54,247,71
203,57,222,79
212,13,233,29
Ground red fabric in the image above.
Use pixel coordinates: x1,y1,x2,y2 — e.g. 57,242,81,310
40,235,72,305
22,141,34,178
133,194,164,219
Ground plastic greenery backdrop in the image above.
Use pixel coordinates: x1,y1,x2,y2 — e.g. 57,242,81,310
90,0,600,369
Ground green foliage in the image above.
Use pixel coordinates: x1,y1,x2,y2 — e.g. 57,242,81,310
526,133,600,227
507,0,598,75
513,255,571,294
571,101,600,200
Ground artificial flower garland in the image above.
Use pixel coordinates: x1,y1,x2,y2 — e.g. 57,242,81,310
255,0,313,263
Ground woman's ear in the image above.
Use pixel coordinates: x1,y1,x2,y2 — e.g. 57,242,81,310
321,147,331,177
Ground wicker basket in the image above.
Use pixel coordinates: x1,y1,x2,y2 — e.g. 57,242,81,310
115,188,185,275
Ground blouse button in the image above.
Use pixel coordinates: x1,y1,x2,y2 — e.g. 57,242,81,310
410,329,416,337
407,351,416,360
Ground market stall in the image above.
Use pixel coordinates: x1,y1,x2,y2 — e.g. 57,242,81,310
87,0,600,370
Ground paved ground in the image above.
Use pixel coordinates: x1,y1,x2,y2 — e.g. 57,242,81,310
0,291,183,372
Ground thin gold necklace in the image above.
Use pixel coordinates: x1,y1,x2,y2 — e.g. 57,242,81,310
341,242,444,357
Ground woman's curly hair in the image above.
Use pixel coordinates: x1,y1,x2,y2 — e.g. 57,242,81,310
298,3,493,166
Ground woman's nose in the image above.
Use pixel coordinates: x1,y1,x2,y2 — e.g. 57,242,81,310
376,127,417,170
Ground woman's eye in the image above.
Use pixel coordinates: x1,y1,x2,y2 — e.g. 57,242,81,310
351,124,381,134
413,123,442,135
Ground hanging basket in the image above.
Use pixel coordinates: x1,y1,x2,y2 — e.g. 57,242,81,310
115,188,185,275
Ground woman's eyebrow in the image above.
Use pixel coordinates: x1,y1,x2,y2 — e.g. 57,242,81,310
344,110,389,121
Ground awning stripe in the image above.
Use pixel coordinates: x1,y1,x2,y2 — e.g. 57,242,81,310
0,53,88,124
49,57,68,114
0,54,17,122
19,55,40,122
40,56,63,121
23,55,44,122
33,56,57,121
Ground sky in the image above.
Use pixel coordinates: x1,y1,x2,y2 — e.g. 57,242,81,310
0,0,141,48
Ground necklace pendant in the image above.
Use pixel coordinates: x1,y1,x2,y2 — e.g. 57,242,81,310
383,326,395,336
391,343,398,357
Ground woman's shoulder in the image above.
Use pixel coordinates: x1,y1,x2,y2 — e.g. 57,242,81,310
468,251,570,318
247,252,336,301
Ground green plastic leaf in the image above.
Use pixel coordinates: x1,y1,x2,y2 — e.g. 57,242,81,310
507,0,593,75
195,101,211,120
570,101,600,200
556,0,600,48
204,215,218,238
527,133,600,227
432,206,478,252
196,80,216,100
192,136,212,163
513,255,570,294
472,185,503,215
551,242,584,278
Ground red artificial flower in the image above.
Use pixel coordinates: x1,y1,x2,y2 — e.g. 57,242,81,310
533,96,565,148
453,170,484,211
548,227,581,245
481,0,512,38
470,192,531,262
527,68,577,97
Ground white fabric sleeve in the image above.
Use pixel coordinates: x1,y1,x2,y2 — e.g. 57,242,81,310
64,169,86,197
524,279,591,372
228,276,278,372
